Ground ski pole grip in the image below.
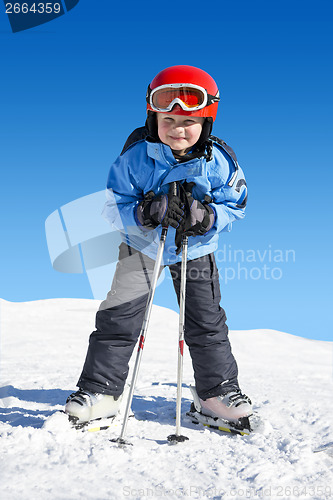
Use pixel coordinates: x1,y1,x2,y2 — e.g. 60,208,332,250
169,181,177,197
161,182,178,231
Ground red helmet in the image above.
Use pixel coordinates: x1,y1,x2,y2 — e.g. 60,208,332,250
146,65,220,121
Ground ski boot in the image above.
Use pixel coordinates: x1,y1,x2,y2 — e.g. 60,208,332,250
187,385,253,436
65,389,122,429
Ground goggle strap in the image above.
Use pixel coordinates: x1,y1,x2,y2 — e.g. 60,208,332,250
206,92,220,105
146,84,152,104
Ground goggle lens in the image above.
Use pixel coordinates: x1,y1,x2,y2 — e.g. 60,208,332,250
152,86,205,110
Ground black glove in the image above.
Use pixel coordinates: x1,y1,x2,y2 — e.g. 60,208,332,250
175,182,216,252
136,183,185,230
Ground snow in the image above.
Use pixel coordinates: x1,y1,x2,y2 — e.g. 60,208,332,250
0,298,332,500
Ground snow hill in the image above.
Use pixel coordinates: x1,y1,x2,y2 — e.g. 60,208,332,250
0,298,332,500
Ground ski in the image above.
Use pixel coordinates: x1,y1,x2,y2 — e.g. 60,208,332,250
45,410,119,432
186,403,253,436
68,414,117,432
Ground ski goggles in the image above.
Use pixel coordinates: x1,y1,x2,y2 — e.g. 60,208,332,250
147,83,220,112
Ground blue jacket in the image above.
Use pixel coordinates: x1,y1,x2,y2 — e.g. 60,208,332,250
102,134,247,265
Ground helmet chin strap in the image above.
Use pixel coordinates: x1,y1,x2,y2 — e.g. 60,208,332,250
196,118,213,147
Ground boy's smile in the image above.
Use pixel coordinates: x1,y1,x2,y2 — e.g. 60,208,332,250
156,112,205,156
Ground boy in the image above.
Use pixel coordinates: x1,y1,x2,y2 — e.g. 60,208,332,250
65,65,252,428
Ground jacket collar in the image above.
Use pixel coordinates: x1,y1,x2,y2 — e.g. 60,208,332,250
146,141,208,165
146,141,177,165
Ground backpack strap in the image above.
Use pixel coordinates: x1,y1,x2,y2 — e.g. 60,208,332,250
121,126,150,155
209,135,240,187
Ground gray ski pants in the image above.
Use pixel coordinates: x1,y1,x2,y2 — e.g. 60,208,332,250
78,243,239,400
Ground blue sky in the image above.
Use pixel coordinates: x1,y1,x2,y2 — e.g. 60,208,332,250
0,0,332,341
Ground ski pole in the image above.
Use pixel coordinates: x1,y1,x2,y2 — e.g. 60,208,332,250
111,182,177,447
167,234,189,443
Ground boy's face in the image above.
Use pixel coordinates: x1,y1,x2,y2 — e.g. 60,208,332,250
156,112,205,156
